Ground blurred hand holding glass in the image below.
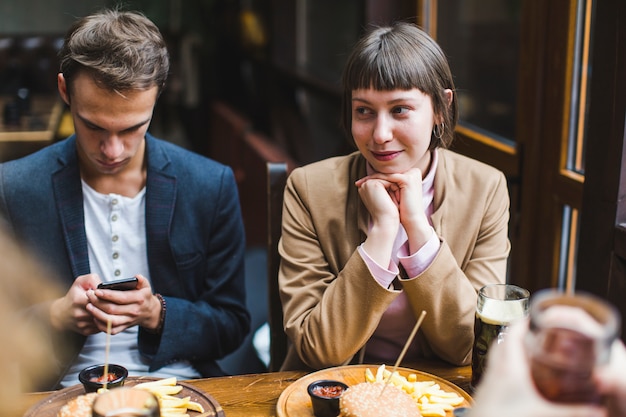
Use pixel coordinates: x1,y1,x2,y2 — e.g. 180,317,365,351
525,290,621,404
91,387,159,417
470,283,530,391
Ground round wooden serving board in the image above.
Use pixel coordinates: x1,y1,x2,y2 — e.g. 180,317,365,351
23,376,224,417
276,364,472,417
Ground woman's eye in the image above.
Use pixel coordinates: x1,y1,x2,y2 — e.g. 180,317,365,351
354,107,372,116
392,106,409,115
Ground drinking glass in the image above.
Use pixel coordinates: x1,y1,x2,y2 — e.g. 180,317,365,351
525,289,620,403
470,283,530,392
92,387,160,417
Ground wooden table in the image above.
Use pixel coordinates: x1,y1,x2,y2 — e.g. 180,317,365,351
19,360,471,416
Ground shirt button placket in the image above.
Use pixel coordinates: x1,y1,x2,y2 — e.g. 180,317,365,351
111,197,122,278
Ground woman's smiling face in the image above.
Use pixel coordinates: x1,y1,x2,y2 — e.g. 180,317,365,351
351,87,439,175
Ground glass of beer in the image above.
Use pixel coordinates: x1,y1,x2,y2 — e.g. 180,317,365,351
470,283,530,392
92,387,160,417
525,289,620,403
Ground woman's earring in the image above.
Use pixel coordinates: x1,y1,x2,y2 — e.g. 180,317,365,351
433,123,445,139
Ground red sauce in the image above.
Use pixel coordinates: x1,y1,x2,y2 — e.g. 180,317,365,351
312,385,345,398
90,372,119,383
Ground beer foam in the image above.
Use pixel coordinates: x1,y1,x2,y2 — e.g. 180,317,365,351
478,299,527,325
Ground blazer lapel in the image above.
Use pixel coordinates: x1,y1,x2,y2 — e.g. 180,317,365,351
53,138,90,277
144,137,177,293
350,155,370,240
430,150,448,235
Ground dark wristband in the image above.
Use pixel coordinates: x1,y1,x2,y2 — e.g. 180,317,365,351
145,293,166,334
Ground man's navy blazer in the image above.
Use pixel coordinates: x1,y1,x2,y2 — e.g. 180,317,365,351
0,134,250,389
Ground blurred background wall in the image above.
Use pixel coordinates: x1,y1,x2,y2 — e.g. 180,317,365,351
0,0,99,33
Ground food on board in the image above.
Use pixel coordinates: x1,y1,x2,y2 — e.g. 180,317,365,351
57,392,98,417
340,381,421,417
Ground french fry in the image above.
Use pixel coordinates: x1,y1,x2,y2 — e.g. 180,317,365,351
186,400,205,413
375,364,386,382
133,377,178,389
141,385,184,396
132,377,205,415
432,391,463,399
160,408,188,414
419,405,447,417
365,365,465,416
160,395,191,409
428,395,465,406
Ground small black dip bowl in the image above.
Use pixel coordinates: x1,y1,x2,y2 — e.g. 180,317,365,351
307,379,349,417
78,364,128,393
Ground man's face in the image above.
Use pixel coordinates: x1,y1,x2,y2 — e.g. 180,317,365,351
58,72,158,176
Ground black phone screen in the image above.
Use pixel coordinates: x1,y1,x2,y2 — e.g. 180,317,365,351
97,277,138,291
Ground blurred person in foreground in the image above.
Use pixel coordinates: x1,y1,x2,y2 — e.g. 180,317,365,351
469,318,626,417
0,232,64,416
0,8,249,390
278,21,510,371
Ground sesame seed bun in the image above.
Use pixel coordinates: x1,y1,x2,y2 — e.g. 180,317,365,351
340,382,421,417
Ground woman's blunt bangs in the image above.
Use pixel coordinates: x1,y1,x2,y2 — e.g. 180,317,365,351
343,25,442,94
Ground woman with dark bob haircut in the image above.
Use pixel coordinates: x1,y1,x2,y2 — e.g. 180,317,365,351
278,22,510,371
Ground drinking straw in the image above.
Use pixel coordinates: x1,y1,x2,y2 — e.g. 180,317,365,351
103,317,112,390
379,310,427,397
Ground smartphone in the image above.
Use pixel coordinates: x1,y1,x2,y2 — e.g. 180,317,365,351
97,277,138,291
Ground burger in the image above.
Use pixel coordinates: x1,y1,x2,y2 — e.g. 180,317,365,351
57,392,98,417
340,382,422,417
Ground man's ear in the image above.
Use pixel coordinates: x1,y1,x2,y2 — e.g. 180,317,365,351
57,73,70,106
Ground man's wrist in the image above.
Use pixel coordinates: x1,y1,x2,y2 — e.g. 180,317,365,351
145,293,166,334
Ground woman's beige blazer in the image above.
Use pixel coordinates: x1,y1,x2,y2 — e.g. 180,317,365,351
279,149,510,370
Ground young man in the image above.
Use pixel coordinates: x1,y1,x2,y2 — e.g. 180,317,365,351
0,9,249,390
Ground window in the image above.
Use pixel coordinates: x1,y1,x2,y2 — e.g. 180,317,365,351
436,0,521,145
422,0,590,292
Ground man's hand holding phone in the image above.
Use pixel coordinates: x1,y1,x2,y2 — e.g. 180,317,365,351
87,274,160,334
50,273,103,335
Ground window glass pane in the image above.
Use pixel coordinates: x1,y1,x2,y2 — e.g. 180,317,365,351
559,205,580,291
436,0,521,143
567,0,592,175
296,89,350,162
298,0,361,84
